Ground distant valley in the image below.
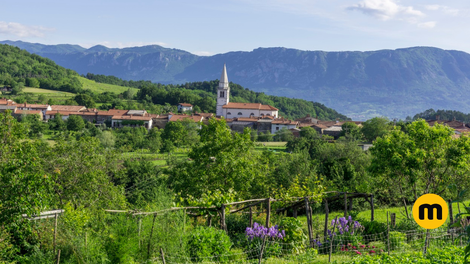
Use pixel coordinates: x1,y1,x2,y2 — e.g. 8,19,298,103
3,40,470,120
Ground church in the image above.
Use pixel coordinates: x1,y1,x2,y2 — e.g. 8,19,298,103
216,64,279,119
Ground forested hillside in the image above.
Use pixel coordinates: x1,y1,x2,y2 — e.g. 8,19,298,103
85,73,349,120
7,40,470,119
0,44,82,93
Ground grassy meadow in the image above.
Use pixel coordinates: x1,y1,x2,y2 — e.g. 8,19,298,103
78,76,139,94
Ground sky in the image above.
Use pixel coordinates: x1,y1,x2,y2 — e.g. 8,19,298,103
1,0,469,56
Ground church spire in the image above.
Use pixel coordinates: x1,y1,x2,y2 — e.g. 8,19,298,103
216,64,230,117
219,63,229,88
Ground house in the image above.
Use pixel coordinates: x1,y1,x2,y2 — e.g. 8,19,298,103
0,98,16,106
0,105,17,112
50,105,86,112
216,64,278,119
178,103,193,112
12,109,44,120
111,115,153,129
17,103,52,111
271,118,299,134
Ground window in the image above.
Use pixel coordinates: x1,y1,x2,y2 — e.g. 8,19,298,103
220,91,225,98
276,127,279,131
266,114,271,116
238,112,243,115
227,112,231,115
250,113,254,116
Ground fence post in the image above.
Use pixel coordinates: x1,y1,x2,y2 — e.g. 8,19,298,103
328,216,338,263
370,195,375,221
423,229,430,255
221,204,226,232
387,211,390,255
448,200,454,224
147,214,157,259
324,198,329,239
207,214,212,227
249,207,253,228
160,248,166,264
138,217,142,248
54,213,58,253
344,193,348,217
258,234,267,264
56,249,61,264
348,197,353,211
305,197,314,248
390,213,396,228
265,198,271,228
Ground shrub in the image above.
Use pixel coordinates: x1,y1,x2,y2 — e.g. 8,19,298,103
186,226,232,263
280,217,307,254
359,220,387,238
245,222,285,259
387,231,409,251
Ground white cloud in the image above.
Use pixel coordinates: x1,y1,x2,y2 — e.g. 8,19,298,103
347,0,424,21
0,21,54,37
417,21,436,28
425,5,459,16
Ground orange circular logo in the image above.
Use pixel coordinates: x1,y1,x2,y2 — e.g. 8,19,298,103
412,194,448,229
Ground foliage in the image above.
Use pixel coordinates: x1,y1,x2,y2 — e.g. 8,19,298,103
279,217,307,254
340,122,363,141
167,118,261,199
361,117,392,142
359,220,387,237
74,94,96,108
346,245,465,263
452,201,470,263
369,120,470,207
66,114,85,131
186,226,232,263
0,44,83,93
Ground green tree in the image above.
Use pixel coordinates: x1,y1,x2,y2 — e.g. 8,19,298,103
48,113,66,131
66,115,85,131
340,122,363,141
361,117,392,142
97,130,115,149
369,120,470,213
274,128,294,142
74,94,96,108
167,118,260,199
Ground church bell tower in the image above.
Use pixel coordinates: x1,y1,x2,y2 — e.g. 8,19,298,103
216,64,230,117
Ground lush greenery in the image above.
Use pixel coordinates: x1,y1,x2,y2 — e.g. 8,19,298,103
0,44,82,94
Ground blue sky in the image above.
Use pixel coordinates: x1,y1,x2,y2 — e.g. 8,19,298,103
1,0,468,55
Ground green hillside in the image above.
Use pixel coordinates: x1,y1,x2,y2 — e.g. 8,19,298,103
79,76,139,94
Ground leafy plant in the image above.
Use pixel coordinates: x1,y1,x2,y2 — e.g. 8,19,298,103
186,226,232,263
245,222,285,259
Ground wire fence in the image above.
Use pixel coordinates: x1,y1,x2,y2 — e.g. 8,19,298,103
144,228,468,264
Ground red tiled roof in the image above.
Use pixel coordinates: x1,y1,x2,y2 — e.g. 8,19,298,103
50,105,86,112
112,115,152,121
107,109,128,116
21,103,49,109
272,118,298,125
169,115,204,122
0,98,16,105
46,111,75,116
235,117,259,122
222,102,278,111
178,103,193,107
14,109,42,115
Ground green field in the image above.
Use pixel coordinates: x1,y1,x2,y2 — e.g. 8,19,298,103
78,76,139,94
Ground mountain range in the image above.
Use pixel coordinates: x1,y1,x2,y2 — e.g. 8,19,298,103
3,40,470,120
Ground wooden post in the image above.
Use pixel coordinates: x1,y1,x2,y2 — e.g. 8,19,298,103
344,193,348,217
54,213,58,253
403,198,410,219
370,195,375,221
265,198,271,228
329,216,338,263
448,200,454,224
423,229,430,255
258,234,267,264
390,213,396,228
348,197,353,211
160,248,166,264
249,207,253,227
387,211,390,256
305,197,314,248
56,249,61,264
207,215,212,226
324,198,329,239
147,214,157,259
138,217,142,248
293,207,297,218
221,204,226,232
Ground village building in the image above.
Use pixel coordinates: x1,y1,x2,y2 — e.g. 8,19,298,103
216,64,279,119
178,103,193,112
271,118,299,134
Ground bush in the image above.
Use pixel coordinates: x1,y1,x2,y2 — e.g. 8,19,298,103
387,231,409,251
186,226,232,263
359,220,387,237
280,217,307,254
